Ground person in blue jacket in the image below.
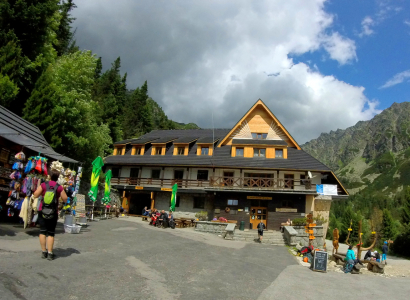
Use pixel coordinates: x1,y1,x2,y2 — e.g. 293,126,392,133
382,241,388,263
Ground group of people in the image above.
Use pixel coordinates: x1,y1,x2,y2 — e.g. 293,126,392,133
364,241,389,263
344,241,389,273
142,206,175,229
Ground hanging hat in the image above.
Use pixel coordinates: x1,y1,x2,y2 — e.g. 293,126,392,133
50,161,64,173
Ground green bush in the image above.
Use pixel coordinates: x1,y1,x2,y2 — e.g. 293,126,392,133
392,224,410,257
292,217,307,226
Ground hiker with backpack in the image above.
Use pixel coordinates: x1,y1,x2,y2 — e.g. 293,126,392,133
33,170,68,261
257,220,266,243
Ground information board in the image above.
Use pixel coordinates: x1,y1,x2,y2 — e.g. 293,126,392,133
75,194,86,215
312,250,328,272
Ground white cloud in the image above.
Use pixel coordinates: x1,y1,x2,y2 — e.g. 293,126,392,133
404,20,410,26
321,32,357,64
358,16,375,37
380,70,410,89
72,0,378,143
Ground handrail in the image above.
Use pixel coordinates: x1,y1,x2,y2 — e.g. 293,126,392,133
110,176,322,191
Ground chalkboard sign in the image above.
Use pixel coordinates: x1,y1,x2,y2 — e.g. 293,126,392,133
312,250,328,272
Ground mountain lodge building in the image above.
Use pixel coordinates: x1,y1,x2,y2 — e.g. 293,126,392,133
105,99,348,231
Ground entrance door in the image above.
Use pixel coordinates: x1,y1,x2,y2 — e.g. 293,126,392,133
129,193,151,215
250,206,267,229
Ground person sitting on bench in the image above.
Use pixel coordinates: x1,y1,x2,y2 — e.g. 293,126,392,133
168,211,175,229
158,210,168,228
142,206,150,216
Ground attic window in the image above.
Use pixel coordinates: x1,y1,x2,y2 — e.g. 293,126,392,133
134,148,141,155
275,149,283,158
201,147,209,155
252,133,267,139
155,147,162,155
254,148,266,157
176,147,185,155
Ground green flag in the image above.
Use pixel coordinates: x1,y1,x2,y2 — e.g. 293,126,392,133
102,170,112,205
88,156,104,202
170,183,178,211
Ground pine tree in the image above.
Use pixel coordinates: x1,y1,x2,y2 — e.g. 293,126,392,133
382,209,397,240
93,57,127,143
0,0,61,113
402,186,410,225
123,81,154,139
54,0,77,55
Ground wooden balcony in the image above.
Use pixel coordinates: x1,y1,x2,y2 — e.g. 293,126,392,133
111,176,317,192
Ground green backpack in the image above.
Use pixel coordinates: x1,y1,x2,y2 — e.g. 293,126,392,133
41,182,60,219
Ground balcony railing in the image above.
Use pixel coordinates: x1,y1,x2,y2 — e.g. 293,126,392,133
111,176,316,192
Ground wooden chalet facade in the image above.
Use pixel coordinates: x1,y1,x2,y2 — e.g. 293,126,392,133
105,99,348,231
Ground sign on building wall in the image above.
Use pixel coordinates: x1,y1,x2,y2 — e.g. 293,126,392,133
276,208,297,212
247,196,272,200
316,184,338,196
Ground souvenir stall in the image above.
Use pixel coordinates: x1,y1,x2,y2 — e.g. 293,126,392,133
4,153,80,229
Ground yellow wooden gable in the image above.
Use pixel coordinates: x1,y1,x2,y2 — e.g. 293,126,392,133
218,99,301,150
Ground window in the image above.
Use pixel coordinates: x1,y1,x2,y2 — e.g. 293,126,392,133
227,199,238,206
201,147,209,155
151,169,161,179
176,147,184,155
253,148,266,157
130,168,139,178
193,197,205,209
236,148,244,156
155,147,162,155
252,133,267,139
111,168,120,178
197,170,209,181
275,149,283,158
223,172,234,186
284,174,294,189
134,147,141,155
300,174,306,186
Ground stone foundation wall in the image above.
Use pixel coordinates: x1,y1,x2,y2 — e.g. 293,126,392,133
284,225,325,248
195,221,228,234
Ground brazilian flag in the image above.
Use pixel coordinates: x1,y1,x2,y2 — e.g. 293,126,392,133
170,183,178,211
88,156,104,202
102,170,112,205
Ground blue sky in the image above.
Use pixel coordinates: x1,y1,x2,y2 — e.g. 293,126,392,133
291,0,410,110
72,0,410,143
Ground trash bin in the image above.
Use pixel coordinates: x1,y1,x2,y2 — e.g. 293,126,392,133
239,221,245,231
64,215,74,226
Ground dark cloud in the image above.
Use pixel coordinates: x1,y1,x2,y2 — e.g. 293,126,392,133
72,0,377,143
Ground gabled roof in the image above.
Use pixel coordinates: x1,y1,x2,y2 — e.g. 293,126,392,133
0,106,78,163
218,99,301,150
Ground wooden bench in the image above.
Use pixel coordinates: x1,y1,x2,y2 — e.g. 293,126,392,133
367,261,385,273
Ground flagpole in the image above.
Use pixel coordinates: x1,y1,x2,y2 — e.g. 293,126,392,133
212,112,214,156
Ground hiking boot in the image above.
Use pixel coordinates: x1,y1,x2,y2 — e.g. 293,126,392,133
41,251,48,259
47,253,55,261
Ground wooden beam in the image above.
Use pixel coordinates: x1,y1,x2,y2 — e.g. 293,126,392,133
113,148,118,155
197,145,201,155
131,146,136,155
283,148,287,159
121,147,125,155
231,146,236,157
